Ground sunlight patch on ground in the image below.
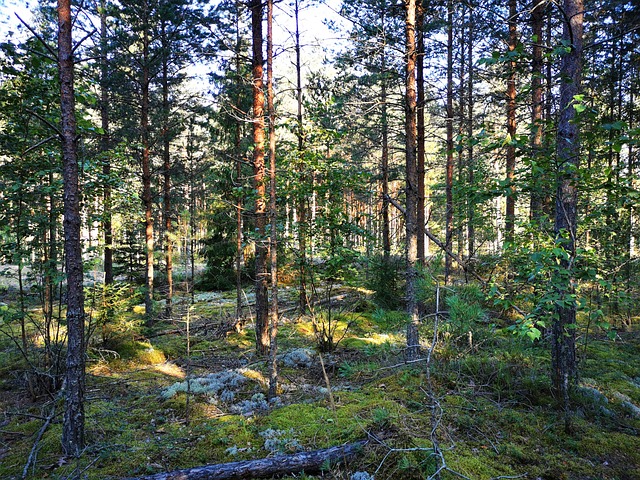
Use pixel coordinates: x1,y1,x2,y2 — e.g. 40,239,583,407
153,362,185,378
239,368,267,387
88,361,120,377
358,333,399,345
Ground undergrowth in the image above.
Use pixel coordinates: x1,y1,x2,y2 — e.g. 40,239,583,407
0,286,638,480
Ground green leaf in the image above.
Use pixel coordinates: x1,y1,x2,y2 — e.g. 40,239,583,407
573,103,586,114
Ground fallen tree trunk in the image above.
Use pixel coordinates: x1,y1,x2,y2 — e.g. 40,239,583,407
125,440,367,480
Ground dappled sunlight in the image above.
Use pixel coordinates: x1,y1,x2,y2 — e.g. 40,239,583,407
361,332,400,345
152,361,185,378
239,368,267,387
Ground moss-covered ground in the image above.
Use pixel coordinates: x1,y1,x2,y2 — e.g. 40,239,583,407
0,286,638,480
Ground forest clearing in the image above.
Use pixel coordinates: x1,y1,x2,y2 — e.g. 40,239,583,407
1,0,639,478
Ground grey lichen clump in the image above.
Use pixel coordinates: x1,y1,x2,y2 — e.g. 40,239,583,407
351,472,374,480
281,348,315,369
161,369,247,402
613,392,640,418
259,428,302,454
230,393,269,416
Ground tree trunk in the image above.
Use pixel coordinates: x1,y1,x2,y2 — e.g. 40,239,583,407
505,0,517,242
466,4,475,259
142,0,154,323
294,0,309,314
529,0,545,221
100,0,113,285
161,21,173,317
552,0,583,433
404,0,420,360
416,5,425,265
380,5,390,261
445,0,454,283
234,2,244,321
58,0,85,456
266,0,279,400
250,0,269,355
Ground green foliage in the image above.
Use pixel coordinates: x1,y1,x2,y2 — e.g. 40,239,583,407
198,207,241,291
367,255,403,310
311,309,355,353
85,282,141,347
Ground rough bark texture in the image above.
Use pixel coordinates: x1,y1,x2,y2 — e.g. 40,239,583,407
251,0,269,355
126,441,366,480
234,7,244,321
416,5,426,265
266,0,279,401
142,0,154,323
553,0,583,431
529,0,545,220
381,4,390,260
161,21,173,317
505,0,517,242
58,0,85,456
294,0,309,314
404,0,420,360
466,5,475,258
100,0,113,285
445,0,454,283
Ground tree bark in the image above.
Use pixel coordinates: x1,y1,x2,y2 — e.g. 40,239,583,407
416,4,426,265
505,0,518,242
100,0,113,285
161,20,173,317
466,3,475,259
294,0,309,314
58,0,85,456
233,2,244,322
266,0,279,401
552,0,583,433
250,0,269,355
380,5,390,261
445,0,454,283
404,0,420,360
529,0,545,220
142,0,154,323
126,441,366,480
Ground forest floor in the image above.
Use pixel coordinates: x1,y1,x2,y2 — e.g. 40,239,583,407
0,284,639,480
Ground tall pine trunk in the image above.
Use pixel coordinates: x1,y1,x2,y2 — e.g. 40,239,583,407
466,4,475,259
552,0,583,433
294,0,309,314
100,0,113,285
529,0,545,220
267,0,279,400
505,0,518,242
234,1,244,322
251,0,269,355
416,5,426,265
445,0,454,283
142,0,154,323
59,0,85,456
404,0,420,360
161,21,173,317
380,5,390,261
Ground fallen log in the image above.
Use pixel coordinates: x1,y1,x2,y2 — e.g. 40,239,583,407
125,440,367,480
